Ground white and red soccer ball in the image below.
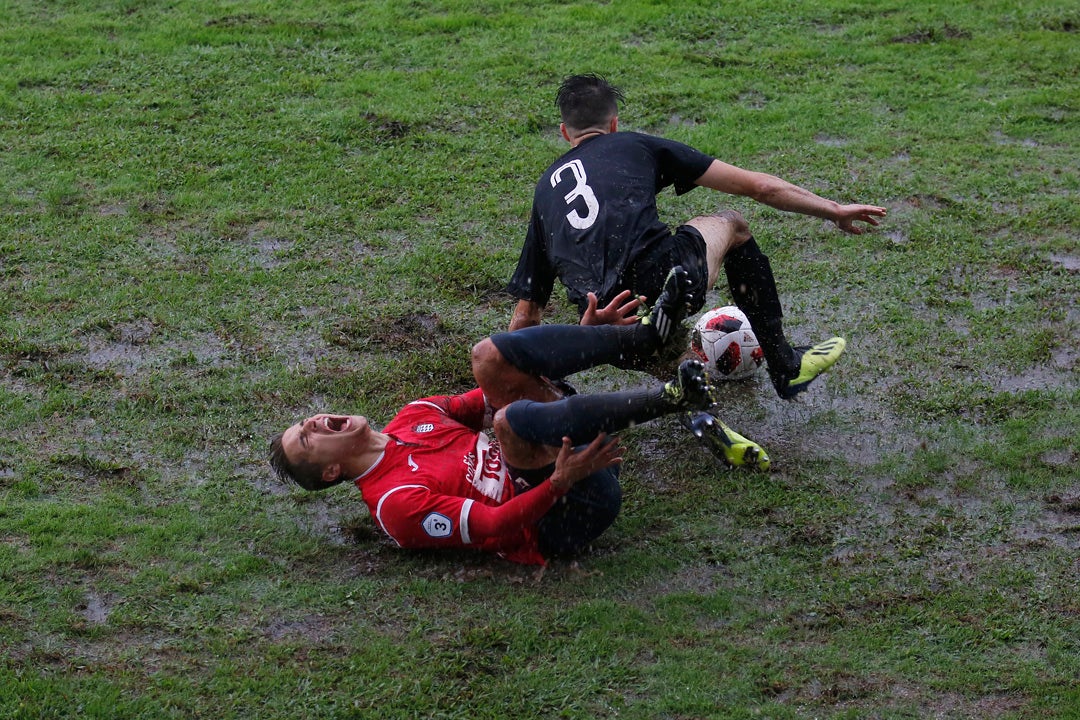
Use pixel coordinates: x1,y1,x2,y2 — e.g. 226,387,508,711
690,306,765,381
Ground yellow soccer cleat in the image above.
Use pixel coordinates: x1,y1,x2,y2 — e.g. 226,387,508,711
772,337,846,399
682,411,771,471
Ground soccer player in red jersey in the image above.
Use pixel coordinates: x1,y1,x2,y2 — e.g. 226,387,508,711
269,270,730,565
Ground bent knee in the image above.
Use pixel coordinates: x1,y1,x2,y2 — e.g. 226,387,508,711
471,337,503,372
715,208,747,224
472,338,508,390
689,210,750,242
492,407,511,441
494,407,554,469
714,209,751,245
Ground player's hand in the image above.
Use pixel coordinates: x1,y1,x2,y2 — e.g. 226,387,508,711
833,204,887,234
548,434,623,492
580,290,644,326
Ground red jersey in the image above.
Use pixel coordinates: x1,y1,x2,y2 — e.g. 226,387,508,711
354,389,562,565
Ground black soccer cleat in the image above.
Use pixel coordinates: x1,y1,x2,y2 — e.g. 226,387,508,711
641,265,692,347
680,411,771,470
662,359,715,411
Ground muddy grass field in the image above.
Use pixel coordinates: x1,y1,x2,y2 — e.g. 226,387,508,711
2,1,1078,718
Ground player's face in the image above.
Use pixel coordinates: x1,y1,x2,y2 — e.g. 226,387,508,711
280,414,372,470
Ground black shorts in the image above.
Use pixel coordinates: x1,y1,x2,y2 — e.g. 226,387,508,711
621,225,710,314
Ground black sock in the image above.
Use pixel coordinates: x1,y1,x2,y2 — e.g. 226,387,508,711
724,238,798,375
504,385,675,447
489,324,656,380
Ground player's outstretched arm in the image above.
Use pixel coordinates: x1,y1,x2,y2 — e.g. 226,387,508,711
580,290,644,326
695,160,886,234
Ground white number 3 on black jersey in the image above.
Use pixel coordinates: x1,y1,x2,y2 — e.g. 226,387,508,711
551,159,599,230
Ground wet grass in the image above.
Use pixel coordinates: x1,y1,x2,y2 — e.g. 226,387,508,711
2,0,1078,718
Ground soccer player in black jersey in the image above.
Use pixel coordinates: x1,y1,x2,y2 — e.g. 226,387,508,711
506,73,887,401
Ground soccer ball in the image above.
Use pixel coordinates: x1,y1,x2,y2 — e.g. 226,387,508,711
690,306,765,381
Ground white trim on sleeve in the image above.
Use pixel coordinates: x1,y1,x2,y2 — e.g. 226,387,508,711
459,499,474,545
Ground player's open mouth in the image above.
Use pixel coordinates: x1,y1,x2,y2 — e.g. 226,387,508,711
325,417,349,432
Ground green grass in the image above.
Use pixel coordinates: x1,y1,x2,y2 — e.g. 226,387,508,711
2,0,1078,718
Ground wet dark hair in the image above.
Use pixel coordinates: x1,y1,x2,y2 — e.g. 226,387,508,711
556,73,624,132
268,431,346,492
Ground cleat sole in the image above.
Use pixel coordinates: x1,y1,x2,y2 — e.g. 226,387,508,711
680,411,771,471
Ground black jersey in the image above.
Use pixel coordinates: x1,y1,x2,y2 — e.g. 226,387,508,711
507,131,714,311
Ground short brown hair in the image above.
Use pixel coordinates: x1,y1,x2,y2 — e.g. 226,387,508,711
268,431,345,492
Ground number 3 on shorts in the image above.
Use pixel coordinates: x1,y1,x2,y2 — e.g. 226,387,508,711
551,159,599,230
